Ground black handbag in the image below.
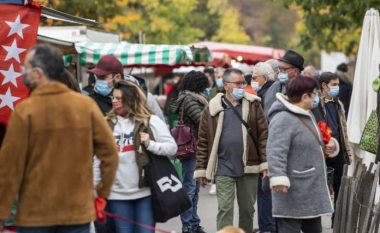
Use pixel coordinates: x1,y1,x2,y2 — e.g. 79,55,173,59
144,124,191,223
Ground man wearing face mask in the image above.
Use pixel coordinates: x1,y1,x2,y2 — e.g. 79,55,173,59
251,62,275,106
209,67,226,100
195,68,268,233
263,50,304,116
89,55,124,115
0,44,118,233
251,62,276,233
311,72,353,227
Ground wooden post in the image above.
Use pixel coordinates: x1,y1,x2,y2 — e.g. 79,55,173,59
361,163,379,233
368,203,380,233
350,165,365,233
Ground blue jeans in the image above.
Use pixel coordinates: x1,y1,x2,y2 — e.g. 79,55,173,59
180,156,201,231
108,196,155,233
18,223,90,233
257,175,276,232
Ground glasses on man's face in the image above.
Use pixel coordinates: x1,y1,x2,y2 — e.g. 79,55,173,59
279,66,294,73
226,81,247,88
251,75,264,81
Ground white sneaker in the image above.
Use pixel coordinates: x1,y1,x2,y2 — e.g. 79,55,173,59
209,184,216,195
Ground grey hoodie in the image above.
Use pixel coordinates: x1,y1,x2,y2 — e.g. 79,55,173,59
267,93,333,218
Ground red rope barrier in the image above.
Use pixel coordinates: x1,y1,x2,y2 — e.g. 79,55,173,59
104,211,173,233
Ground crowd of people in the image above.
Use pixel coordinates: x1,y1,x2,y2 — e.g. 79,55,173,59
0,43,355,233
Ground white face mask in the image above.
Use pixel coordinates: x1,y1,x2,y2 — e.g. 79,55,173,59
251,81,261,91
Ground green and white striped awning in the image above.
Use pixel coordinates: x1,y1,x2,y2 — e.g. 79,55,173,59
75,41,197,66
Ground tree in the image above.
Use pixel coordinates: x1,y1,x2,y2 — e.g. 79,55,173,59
44,0,124,23
211,7,251,44
40,0,251,45
281,0,379,55
230,0,300,49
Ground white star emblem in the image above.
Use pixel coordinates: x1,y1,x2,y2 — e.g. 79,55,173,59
5,15,30,39
0,88,21,110
0,64,21,87
2,40,26,63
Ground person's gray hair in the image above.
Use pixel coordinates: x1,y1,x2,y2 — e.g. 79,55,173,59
265,59,280,73
222,68,244,82
253,62,275,80
215,67,226,74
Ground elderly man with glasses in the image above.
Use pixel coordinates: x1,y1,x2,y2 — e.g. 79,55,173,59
195,68,269,233
263,50,305,116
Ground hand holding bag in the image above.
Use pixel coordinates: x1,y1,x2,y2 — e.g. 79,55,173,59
144,122,191,222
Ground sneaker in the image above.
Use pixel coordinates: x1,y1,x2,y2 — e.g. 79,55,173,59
209,184,216,195
193,226,206,233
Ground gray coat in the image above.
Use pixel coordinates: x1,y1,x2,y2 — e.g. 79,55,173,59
263,81,286,116
267,93,333,218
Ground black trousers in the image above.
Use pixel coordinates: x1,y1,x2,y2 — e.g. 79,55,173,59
326,153,345,207
276,217,322,233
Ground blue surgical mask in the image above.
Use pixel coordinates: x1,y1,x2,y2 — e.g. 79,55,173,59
94,79,112,96
279,72,289,84
251,81,261,91
216,78,224,89
312,95,320,108
328,86,339,98
231,88,245,100
202,87,211,97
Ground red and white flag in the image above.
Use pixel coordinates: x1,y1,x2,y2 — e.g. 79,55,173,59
0,3,41,124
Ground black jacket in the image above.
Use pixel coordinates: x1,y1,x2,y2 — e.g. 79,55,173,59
90,92,112,116
312,98,353,164
338,80,352,118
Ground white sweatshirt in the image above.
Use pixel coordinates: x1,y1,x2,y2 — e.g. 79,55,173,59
94,115,177,200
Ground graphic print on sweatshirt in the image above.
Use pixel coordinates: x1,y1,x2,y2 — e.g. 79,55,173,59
115,132,135,152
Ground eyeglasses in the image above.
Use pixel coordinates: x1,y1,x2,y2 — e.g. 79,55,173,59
251,75,264,81
279,66,294,72
226,81,247,87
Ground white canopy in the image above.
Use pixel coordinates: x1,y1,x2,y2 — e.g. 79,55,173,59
347,8,380,164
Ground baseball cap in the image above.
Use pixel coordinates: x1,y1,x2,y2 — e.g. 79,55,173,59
89,55,123,77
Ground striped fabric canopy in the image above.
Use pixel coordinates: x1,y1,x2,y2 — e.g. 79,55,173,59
75,41,198,66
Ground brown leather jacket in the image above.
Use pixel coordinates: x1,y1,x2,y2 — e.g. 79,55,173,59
194,93,268,180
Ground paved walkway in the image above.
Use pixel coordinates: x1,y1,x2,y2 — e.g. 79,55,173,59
158,185,334,233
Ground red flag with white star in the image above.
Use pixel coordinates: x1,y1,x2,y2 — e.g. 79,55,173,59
0,3,41,124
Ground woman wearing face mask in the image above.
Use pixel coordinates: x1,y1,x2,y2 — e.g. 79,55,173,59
171,70,209,233
93,81,177,233
267,76,335,233
251,62,275,108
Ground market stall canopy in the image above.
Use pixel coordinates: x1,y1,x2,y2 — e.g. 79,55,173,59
191,41,285,65
37,26,121,55
75,41,212,67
